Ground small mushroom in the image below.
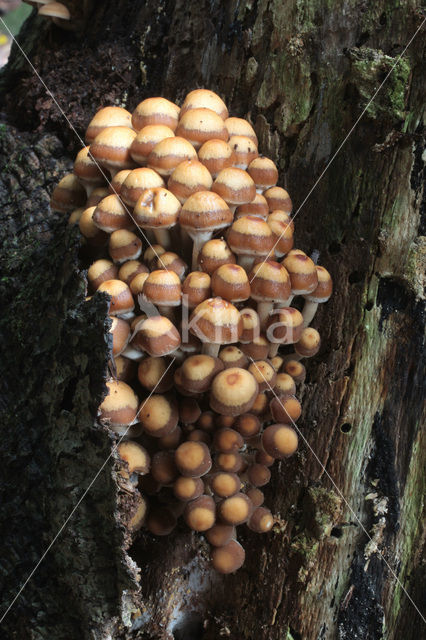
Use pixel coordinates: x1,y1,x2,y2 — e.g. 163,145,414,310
176,108,228,150
228,135,258,170
210,367,258,416
234,413,261,439
205,524,236,547
270,394,302,423
247,507,274,533
211,263,251,303
85,106,132,144
175,441,212,477
132,97,180,131
247,359,277,392
212,167,256,213
189,297,242,357
117,441,150,476
180,354,224,394
249,260,291,329
263,186,292,213
130,124,175,165
90,126,137,177
198,139,234,178
98,380,139,433
137,356,174,393
87,259,118,292
133,315,181,357
180,89,228,120
97,279,135,318
173,476,204,502
184,495,216,531
108,229,142,264
262,423,298,459
247,157,278,192
139,395,178,438
50,173,86,213
227,215,275,271
283,359,306,384
302,265,333,326
225,117,258,145
211,539,245,574
266,307,304,358
92,195,133,233
120,167,165,209
218,345,249,369
210,472,241,498
168,158,213,203
198,238,236,275
148,136,197,177
217,492,252,525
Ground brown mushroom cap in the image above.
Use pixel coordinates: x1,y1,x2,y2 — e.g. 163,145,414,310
239,308,261,343
144,244,166,269
184,494,216,531
228,135,258,170
210,367,258,416
159,425,183,449
270,394,302,423
282,253,318,295
133,315,181,356
198,239,236,275
129,272,150,298
73,146,105,188
246,487,264,507
109,316,131,356
267,210,294,256
211,539,245,573
176,108,229,149
190,297,242,348
234,413,261,438
148,136,197,177
132,97,180,131
118,260,149,286
205,523,236,547
248,506,274,533
217,492,252,525
173,476,204,502
197,411,216,432
213,428,244,453
168,159,213,203
120,167,165,208
113,355,136,383
92,194,133,233
137,356,174,392
90,126,137,173
133,187,181,241
108,229,143,264
198,139,234,178
304,265,333,303
180,191,233,235
210,472,241,498
225,117,258,145
247,463,271,488
274,373,297,396
255,450,275,467
295,327,321,357
248,359,277,392
264,186,292,213
182,271,211,308
249,260,291,303
142,269,182,308
239,335,270,361
180,89,228,120
218,345,249,369
227,215,275,259
180,354,224,393
212,167,256,206
87,187,110,207
266,307,304,346
211,264,251,303
262,423,299,459
99,380,139,430
50,173,87,213
283,359,306,383
117,440,150,475
178,397,202,425
151,450,179,485
138,394,178,438
88,259,118,291
97,279,135,316
130,124,175,165
175,441,212,477
235,193,269,220
250,391,269,417
216,452,245,473
85,106,132,144
247,156,278,191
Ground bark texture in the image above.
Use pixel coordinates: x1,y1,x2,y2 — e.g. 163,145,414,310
0,1,424,639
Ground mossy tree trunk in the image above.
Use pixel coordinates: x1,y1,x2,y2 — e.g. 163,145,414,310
0,2,424,639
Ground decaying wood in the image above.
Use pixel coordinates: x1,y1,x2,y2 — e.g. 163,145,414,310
0,2,424,639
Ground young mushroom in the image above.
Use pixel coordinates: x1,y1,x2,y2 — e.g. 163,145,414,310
198,139,235,178
167,159,213,203
180,354,224,394
211,539,246,574
228,135,258,170
249,260,291,329
180,89,228,120
175,441,212,477
212,167,256,213
198,238,236,275
138,394,178,438
85,106,132,144
50,173,87,213
108,229,143,264
227,215,275,271
210,367,258,416
133,315,181,356
97,279,135,318
148,136,197,177
133,187,181,249
98,380,139,433
142,269,182,318
266,307,304,358
189,297,242,357
211,264,251,303
90,126,137,177
130,124,176,166
92,195,133,233
184,495,216,532
247,157,278,192
120,167,165,209
302,265,333,326
263,186,292,213
262,423,299,459
87,259,118,292
132,97,180,131
176,108,229,150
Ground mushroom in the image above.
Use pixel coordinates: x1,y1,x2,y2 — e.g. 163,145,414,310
182,271,211,310
270,394,302,423
98,380,139,433
118,260,149,286
159,425,183,450
211,539,245,574
179,191,233,270
168,158,213,203
225,117,258,145
133,187,181,249
138,394,178,438
212,167,256,213
90,126,137,177
274,373,297,396
112,355,136,383
73,146,105,196
85,106,132,144
247,464,271,487
97,279,135,318
175,441,212,477
210,367,258,416
87,187,110,208
155,252,188,281
302,265,333,326
227,215,275,271
267,210,295,258
246,487,264,507
247,507,274,533
184,495,216,531
129,273,150,301
263,186,292,213
173,476,204,502
210,472,241,498
292,327,321,360
228,135,258,170
178,397,202,425
270,355,284,372
211,263,251,303
109,316,131,357
92,194,133,233
189,297,242,357
218,345,249,369
234,413,261,439
180,89,228,120
79,206,109,246
213,428,244,453
130,124,175,166
68,208,85,226
144,244,166,270
247,157,278,192
148,137,197,177
108,229,143,264
217,492,252,525
266,307,304,358
117,441,150,476
108,169,132,196
87,259,118,291
142,269,182,318
127,495,148,532
50,173,86,213
247,359,277,392
137,356,174,393
239,308,261,344
38,2,71,22
198,238,236,275
133,315,181,356
235,193,269,220
132,97,180,131
262,423,298,459
198,139,235,178
120,167,165,209
151,450,179,485
216,452,245,473
282,251,318,305
176,108,229,150
283,359,306,384
180,354,224,394
239,335,270,361
205,524,236,547
249,260,291,329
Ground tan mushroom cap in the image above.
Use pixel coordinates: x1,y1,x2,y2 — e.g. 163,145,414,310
181,89,228,120
274,373,297,396
117,440,150,475
137,356,174,392
168,159,213,203
270,394,302,423
142,270,182,307
210,367,258,416
239,308,261,343
284,359,306,383
225,117,258,145
212,167,256,206
248,156,278,191
85,106,132,144
246,487,265,507
248,359,277,392
173,476,204,502
73,146,105,186
87,187,110,207
50,173,87,213
190,297,242,346
109,316,131,356
250,391,269,416
176,108,229,149
304,265,333,302
249,260,291,303
213,428,244,453
120,167,165,208
144,244,166,268
93,194,133,233
179,397,202,425
198,139,234,178
267,211,294,256
90,126,137,172
266,307,304,345
234,413,261,438
205,524,236,547
175,441,212,477
295,327,321,357
264,186,292,213
134,315,181,356
282,253,318,295
217,492,252,525
182,271,211,308
235,193,269,220
239,335,270,361
38,2,71,19
155,252,188,280
132,97,180,131
108,229,142,263
138,394,178,437
210,472,241,498
129,272,149,296
180,354,224,393
97,279,135,316
68,207,85,225
216,451,244,473
118,260,149,286
184,494,216,531
88,259,118,291
247,463,271,487
130,124,175,165
248,506,274,533
270,355,284,372
109,169,132,196
133,187,181,229
211,539,245,573
113,355,136,383
198,239,236,274
262,423,298,459
78,207,108,244
227,215,275,257
218,345,249,369
148,136,197,177
228,135,258,170
211,264,251,302
99,380,139,429
180,191,233,233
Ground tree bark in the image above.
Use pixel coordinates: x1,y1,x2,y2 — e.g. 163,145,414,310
0,2,424,639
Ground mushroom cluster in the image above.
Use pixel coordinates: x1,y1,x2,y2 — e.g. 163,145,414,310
52,89,332,574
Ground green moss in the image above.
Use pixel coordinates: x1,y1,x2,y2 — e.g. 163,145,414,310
304,486,342,539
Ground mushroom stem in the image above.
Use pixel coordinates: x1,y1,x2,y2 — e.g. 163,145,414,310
282,294,294,307
191,232,212,271
202,342,220,358
268,342,280,358
153,227,171,249
257,301,274,330
158,305,176,321
302,300,319,327
237,254,254,271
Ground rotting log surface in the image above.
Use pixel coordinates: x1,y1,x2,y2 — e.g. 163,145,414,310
0,2,424,639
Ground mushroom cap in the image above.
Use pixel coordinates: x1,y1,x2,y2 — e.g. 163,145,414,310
225,117,258,145
283,359,306,383
239,308,261,343
176,108,229,149
239,335,270,361
130,124,176,165
92,194,133,233
178,397,202,425
210,367,258,416
99,380,139,429
175,441,212,477
247,156,278,190
73,146,105,186
228,135,258,170
211,539,245,573
247,463,271,487
129,272,149,296
151,450,178,485
263,186,292,213
155,252,188,280
198,238,236,274
138,394,178,437
50,173,86,213
118,260,149,286
205,524,236,547
173,476,204,502
184,495,216,531
304,265,333,302
213,428,244,453
246,487,265,507
127,495,148,531
218,345,249,369
211,263,251,302
234,413,261,438
134,315,181,356
235,193,269,220
109,316,131,356
88,259,118,291
90,126,137,172
144,244,166,269
216,451,245,473
137,356,174,392
247,359,277,392
142,269,182,307
120,167,165,208
217,492,252,525
227,215,275,257
247,506,274,533
168,159,213,203
158,425,183,450
148,136,197,176
132,97,180,132
180,191,232,233
182,271,211,308
262,423,298,458
68,207,85,225
282,253,318,295
133,187,181,229
249,260,291,303
85,106,132,144
270,394,302,423
274,373,297,396
180,89,228,120
190,297,242,346
87,187,110,207
117,440,150,475
38,2,71,19
250,391,269,416
295,327,321,357
97,279,134,316
266,307,304,345
198,139,234,178
212,167,256,206
108,229,143,263
109,169,132,196
180,354,224,393
210,472,241,498
267,211,294,256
